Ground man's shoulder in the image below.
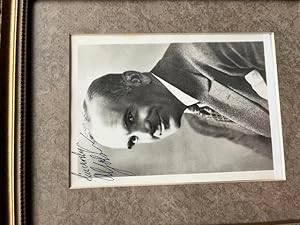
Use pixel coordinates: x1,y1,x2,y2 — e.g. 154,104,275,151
183,114,230,138
183,114,272,158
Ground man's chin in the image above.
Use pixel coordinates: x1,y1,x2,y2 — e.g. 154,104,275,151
141,130,179,145
161,117,180,138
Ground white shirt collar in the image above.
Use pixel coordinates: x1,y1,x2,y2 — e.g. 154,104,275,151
152,73,199,107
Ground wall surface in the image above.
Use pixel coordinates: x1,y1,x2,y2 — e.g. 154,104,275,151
2,0,300,225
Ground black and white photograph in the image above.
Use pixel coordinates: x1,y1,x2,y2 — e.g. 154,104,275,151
70,33,285,188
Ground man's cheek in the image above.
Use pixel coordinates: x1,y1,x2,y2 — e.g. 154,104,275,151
164,118,179,135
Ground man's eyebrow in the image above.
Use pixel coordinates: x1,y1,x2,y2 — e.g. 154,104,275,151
122,108,132,135
122,111,134,149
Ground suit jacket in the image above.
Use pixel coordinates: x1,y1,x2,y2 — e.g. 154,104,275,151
151,42,272,157
151,42,270,136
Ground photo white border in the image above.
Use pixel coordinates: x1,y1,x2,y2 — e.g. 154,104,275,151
70,33,285,189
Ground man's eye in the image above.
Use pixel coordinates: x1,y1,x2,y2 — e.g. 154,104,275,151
130,136,138,144
127,112,134,123
124,109,137,130
128,135,139,149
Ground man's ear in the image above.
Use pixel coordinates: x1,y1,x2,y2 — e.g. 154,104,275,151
122,71,152,87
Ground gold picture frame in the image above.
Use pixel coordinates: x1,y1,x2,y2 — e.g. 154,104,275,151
1,0,27,224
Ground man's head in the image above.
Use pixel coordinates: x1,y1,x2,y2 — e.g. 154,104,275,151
83,71,186,149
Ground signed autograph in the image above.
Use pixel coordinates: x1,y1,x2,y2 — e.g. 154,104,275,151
72,132,135,181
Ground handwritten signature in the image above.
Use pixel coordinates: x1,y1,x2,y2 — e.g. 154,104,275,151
71,132,135,181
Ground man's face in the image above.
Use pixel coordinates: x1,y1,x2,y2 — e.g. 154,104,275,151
85,71,186,149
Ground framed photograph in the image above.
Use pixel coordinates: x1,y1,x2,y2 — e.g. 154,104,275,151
1,0,300,224
70,33,285,188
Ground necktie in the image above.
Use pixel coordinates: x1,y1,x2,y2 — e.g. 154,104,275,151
187,104,233,123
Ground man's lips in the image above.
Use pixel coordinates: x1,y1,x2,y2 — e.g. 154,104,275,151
146,107,165,139
157,111,163,135
152,110,164,138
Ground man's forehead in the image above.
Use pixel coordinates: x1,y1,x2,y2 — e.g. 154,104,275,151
87,96,130,148
91,124,129,149
88,96,126,125
92,95,128,109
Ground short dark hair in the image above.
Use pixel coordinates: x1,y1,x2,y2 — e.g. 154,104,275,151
83,73,131,123
86,73,131,101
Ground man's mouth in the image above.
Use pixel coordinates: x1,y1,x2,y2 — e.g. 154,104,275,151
157,110,164,136
149,109,164,139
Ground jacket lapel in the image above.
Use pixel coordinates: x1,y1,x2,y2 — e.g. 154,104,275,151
151,60,210,102
207,80,270,137
152,59,271,137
